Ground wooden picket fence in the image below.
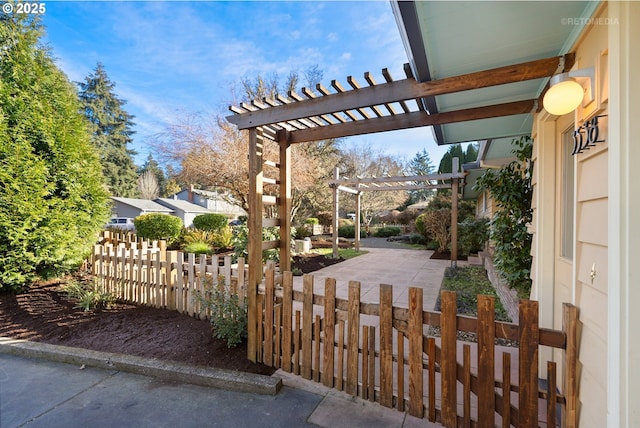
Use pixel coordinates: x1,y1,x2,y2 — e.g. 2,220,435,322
90,242,247,318
258,269,578,428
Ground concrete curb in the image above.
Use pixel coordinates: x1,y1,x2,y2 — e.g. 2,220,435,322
0,337,282,396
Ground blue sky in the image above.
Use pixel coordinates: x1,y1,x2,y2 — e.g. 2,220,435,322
41,1,449,167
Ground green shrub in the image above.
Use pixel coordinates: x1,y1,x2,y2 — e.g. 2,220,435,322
183,241,212,255
458,217,490,255
62,278,115,312
231,225,283,263
415,209,451,252
374,227,402,238
304,217,319,225
193,213,228,232
133,214,183,244
338,225,367,239
0,17,111,292
474,136,533,296
193,275,247,347
408,233,427,245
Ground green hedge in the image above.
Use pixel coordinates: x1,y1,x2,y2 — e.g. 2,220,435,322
133,214,183,243
193,213,228,232
374,227,401,237
338,225,367,239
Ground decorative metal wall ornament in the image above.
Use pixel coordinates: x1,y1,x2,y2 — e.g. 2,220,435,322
572,115,607,155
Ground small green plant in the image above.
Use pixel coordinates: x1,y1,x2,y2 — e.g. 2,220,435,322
212,226,234,249
183,241,212,255
193,275,248,347
304,217,319,225
62,278,115,312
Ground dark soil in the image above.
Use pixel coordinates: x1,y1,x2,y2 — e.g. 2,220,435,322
429,250,468,261
0,280,274,375
291,253,344,274
0,253,344,374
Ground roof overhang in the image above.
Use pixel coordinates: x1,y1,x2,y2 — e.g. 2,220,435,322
394,0,601,146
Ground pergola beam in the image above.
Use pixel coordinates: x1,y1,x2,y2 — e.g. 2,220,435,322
227,54,573,130
284,99,535,143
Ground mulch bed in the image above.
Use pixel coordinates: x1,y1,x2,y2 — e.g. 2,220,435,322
0,280,275,375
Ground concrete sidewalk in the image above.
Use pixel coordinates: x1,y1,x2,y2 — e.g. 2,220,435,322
0,350,442,428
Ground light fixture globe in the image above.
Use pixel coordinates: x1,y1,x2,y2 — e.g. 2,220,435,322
543,75,585,116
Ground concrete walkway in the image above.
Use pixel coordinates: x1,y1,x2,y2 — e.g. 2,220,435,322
294,237,458,311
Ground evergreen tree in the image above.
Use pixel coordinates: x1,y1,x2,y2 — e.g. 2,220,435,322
0,14,110,291
465,143,479,163
78,63,139,197
407,148,435,203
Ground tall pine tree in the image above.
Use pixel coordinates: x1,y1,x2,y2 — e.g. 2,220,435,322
78,63,139,197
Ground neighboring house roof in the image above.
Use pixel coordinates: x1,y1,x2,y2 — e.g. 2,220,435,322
154,198,214,214
111,197,173,213
462,138,518,200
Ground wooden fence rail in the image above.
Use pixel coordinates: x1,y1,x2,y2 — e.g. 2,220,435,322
258,269,578,428
91,243,248,318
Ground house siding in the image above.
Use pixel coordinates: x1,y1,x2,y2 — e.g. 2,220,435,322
531,5,610,426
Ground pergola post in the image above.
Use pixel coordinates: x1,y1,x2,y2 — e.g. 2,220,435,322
451,157,459,268
354,190,362,251
279,138,292,272
247,127,263,363
332,167,340,258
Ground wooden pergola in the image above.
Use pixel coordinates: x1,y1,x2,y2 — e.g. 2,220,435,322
329,160,465,256
226,54,574,361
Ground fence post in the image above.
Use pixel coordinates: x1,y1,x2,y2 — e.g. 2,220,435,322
379,284,394,408
302,275,314,380
408,287,424,418
346,281,361,396
477,295,496,426
441,290,458,426
166,251,177,311
281,272,293,372
518,299,539,428
562,303,579,428
322,278,336,387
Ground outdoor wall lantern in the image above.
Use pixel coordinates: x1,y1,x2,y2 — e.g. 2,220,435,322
543,67,595,116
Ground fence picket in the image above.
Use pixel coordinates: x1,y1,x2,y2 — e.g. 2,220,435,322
519,299,539,428
463,344,471,427
408,287,424,418
314,315,321,382
397,331,405,412
302,275,314,380
478,295,496,426
547,361,557,428
346,281,361,396
337,320,345,391
282,272,293,373
368,325,375,402
427,337,436,422
264,269,275,366
362,326,369,400
322,278,336,387
502,352,512,428
379,284,393,408
293,310,301,375
440,290,458,427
